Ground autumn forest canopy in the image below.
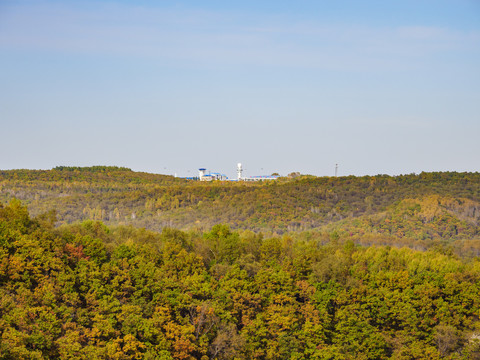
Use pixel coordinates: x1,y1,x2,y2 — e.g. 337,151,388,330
1,168,480,359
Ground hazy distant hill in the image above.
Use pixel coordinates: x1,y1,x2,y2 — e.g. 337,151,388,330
1,168,479,249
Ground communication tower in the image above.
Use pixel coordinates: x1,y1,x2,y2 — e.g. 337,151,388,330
237,163,243,180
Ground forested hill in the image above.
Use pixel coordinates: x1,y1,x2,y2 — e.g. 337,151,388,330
1,169,479,233
1,200,480,359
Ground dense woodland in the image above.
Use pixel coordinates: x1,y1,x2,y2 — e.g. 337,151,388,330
1,168,479,256
1,168,480,358
1,200,480,359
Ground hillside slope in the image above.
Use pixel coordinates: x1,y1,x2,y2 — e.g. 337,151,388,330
1,169,479,238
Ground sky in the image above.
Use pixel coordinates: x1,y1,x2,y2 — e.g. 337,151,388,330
1,0,479,178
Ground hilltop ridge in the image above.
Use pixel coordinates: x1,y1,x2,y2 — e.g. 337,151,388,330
1,169,479,256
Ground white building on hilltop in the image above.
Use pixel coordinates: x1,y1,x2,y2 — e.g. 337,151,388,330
198,168,228,181
192,164,279,182
237,163,279,181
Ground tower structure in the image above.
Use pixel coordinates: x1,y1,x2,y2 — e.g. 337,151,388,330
237,163,243,180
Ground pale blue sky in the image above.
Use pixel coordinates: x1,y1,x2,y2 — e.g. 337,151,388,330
1,0,479,177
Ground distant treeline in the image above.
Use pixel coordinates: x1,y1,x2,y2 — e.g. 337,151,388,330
54,165,132,172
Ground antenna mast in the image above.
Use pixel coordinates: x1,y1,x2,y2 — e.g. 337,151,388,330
335,164,338,177
237,163,243,180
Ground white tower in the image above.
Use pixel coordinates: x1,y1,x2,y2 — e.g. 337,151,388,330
237,163,243,181
199,168,206,180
